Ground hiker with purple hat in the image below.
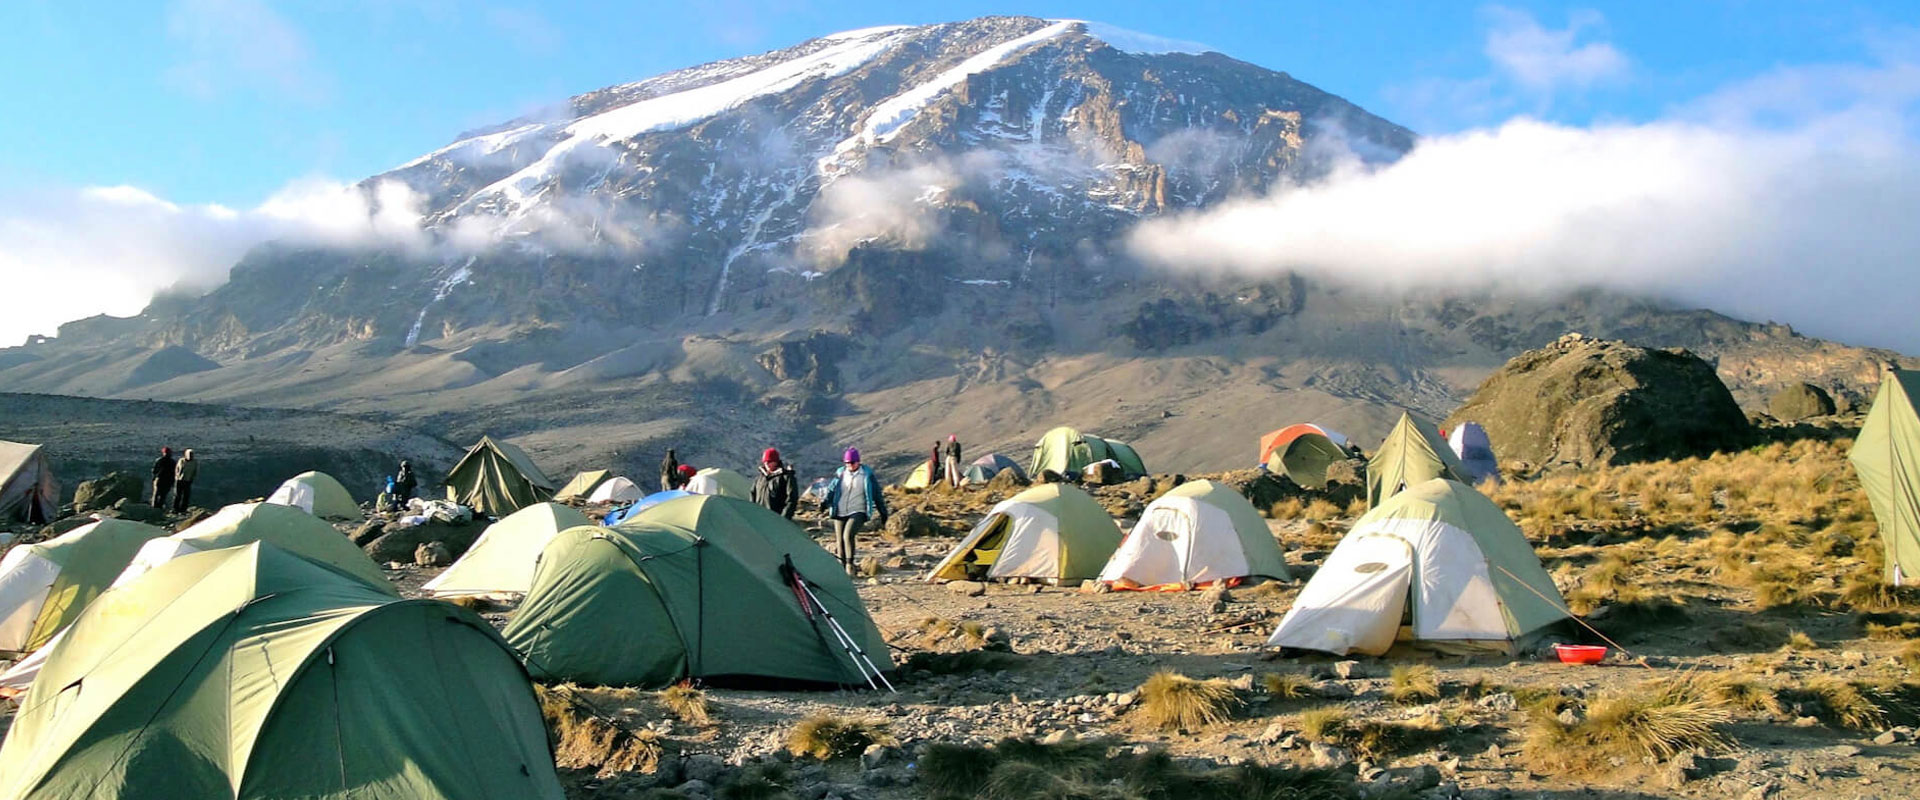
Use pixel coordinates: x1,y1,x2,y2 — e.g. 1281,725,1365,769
822,446,888,575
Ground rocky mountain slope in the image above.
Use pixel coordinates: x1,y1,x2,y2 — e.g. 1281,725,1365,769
2,16,1911,482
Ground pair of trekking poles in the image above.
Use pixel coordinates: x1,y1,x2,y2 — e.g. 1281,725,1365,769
781,556,896,692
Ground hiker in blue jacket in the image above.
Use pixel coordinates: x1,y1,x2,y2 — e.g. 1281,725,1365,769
822,447,888,575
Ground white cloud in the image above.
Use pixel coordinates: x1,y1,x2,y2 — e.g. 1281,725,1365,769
1483,7,1628,91
1129,56,1920,354
164,0,329,102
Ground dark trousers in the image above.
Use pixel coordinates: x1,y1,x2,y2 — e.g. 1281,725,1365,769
172,481,192,513
152,479,173,509
832,513,868,569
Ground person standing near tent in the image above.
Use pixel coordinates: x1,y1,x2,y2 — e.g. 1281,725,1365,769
661,448,681,492
171,449,198,513
150,447,176,509
823,447,887,574
752,448,799,519
929,442,944,487
393,460,417,505
944,435,963,489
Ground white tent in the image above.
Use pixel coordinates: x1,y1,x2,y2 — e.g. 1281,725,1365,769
684,467,751,499
264,471,363,521
0,441,57,523
422,503,593,598
1097,480,1291,589
1447,422,1502,485
1267,478,1569,656
585,477,643,504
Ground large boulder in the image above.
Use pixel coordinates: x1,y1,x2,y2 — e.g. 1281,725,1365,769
1769,383,1837,421
1445,334,1752,468
73,472,142,512
363,519,481,564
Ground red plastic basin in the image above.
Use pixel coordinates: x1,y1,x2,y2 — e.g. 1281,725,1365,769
1554,644,1608,664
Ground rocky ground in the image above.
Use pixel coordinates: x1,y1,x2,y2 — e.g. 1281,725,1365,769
4,425,1917,800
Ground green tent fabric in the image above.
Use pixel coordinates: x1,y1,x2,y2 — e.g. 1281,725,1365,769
927,484,1121,582
505,495,890,688
1030,427,1147,478
1851,370,1920,583
1367,412,1471,508
1268,478,1570,655
265,470,364,521
553,470,612,502
446,436,556,517
685,467,752,500
421,502,594,597
0,542,563,800
962,454,1026,484
1096,480,1290,588
0,519,168,655
116,502,394,593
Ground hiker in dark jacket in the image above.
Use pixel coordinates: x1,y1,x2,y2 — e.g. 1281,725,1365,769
171,449,198,513
151,447,176,509
752,448,799,519
929,442,944,486
944,434,963,489
661,448,681,492
822,447,888,574
393,460,417,504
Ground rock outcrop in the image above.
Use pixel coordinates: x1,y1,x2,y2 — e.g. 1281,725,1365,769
1769,383,1838,421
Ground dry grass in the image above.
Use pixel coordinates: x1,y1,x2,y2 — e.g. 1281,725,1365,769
1302,498,1342,520
1135,670,1240,730
1267,498,1305,519
917,738,1359,800
657,683,711,726
1866,621,1920,640
1263,672,1314,701
1296,707,1441,760
1901,641,1920,672
1523,679,1731,776
1388,664,1441,705
786,714,895,760
1790,679,1890,730
1691,672,1784,717
443,595,492,612
536,685,662,777
1783,631,1818,651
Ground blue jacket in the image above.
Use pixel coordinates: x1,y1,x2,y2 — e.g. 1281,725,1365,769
822,465,888,520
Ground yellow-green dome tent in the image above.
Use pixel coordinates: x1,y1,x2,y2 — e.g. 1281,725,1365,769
553,469,612,503
1851,369,1920,583
927,484,1121,582
114,502,393,593
1029,426,1147,479
265,470,363,521
504,495,890,688
0,542,562,799
421,502,593,598
1367,412,1471,508
0,519,167,656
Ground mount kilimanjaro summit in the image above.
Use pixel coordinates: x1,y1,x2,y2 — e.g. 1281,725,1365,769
3,16,1906,477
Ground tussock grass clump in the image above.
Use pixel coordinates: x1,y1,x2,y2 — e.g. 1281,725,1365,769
1136,670,1240,730
904,650,1023,675
1388,664,1441,705
1866,621,1920,640
1303,498,1343,520
1523,679,1731,776
1267,498,1306,519
786,714,894,760
1297,707,1440,760
443,595,492,612
718,763,792,800
918,743,1007,797
657,683,711,726
1691,672,1784,717
1263,672,1314,701
1783,631,1818,651
1899,640,1920,672
922,738,1361,800
1788,679,1890,730
536,685,663,776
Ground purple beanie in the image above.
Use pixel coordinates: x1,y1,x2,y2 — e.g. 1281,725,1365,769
844,447,861,463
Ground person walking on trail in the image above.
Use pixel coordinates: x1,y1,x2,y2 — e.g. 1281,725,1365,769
823,448,887,575
393,460,417,505
944,434,963,489
661,448,681,492
752,448,799,519
171,449,198,513
151,447,177,510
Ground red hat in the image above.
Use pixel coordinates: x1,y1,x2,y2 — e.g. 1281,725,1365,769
678,464,697,477
763,448,781,464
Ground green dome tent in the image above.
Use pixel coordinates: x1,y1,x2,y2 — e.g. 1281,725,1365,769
553,469,612,503
0,542,563,800
927,484,1121,583
1267,478,1569,656
1258,424,1352,489
1097,480,1291,589
685,467,752,499
422,502,594,598
446,436,556,517
504,495,890,688
265,470,363,521
0,519,167,656
1367,412,1471,508
1030,427,1147,479
115,502,393,593
1851,369,1920,583
962,454,1026,484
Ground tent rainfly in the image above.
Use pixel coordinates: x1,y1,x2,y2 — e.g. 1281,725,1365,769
505,495,890,688
1850,369,1920,583
1258,424,1351,489
265,470,364,521
586,476,644,504
603,490,692,526
447,436,556,516
1097,480,1291,589
0,441,58,524
1267,478,1570,656
114,502,393,592
553,470,612,503
1030,426,1147,479
1367,412,1472,508
963,454,1026,484
0,542,563,800
927,484,1121,583
0,519,167,656
685,467,752,500
422,502,594,598
1447,422,1502,486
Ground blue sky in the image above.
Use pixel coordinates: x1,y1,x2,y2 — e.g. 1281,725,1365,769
3,1,1912,206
